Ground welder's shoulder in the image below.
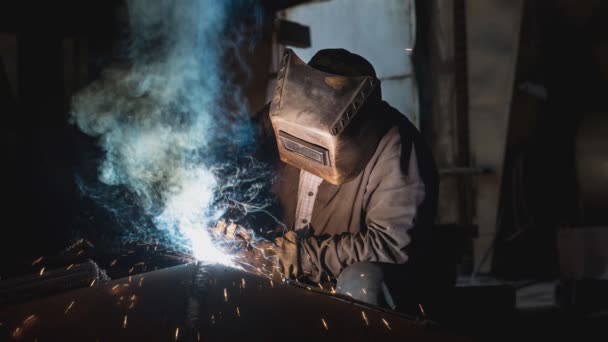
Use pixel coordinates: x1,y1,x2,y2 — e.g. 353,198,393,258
375,102,437,178
378,102,439,191
374,102,420,155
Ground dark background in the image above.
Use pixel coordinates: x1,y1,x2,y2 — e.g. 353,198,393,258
1,1,608,340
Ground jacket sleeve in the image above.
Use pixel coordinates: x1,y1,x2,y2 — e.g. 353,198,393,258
300,129,427,280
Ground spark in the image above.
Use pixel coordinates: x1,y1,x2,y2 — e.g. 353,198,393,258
90,279,96,287
130,294,136,301
24,314,37,324
128,267,135,274
362,288,367,295
128,302,135,310
110,259,118,267
67,264,74,270
139,276,144,287
123,315,128,328
241,278,246,288
236,307,240,317
39,267,45,276
330,286,336,294
418,303,426,317
382,318,392,330
32,257,43,266
360,273,365,277
111,284,119,291
321,318,328,331
317,283,324,290
405,47,413,52
361,311,369,326
129,276,132,283
197,331,201,341
175,327,180,340
85,240,95,247
345,291,353,297
223,288,228,302
76,249,84,256
269,279,274,288
12,327,21,338
306,286,312,291
64,300,75,314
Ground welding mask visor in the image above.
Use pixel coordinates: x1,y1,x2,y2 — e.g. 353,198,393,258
269,49,385,185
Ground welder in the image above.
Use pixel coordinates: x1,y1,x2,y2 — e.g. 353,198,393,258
223,48,444,313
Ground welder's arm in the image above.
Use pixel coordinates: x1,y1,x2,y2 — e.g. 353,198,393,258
300,135,426,281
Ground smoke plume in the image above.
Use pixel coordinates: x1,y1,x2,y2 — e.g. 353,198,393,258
71,0,268,265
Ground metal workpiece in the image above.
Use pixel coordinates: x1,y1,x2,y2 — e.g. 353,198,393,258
0,259,109,306
0,264,469,341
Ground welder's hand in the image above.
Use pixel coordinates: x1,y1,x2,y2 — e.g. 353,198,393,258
273,231,301,279
213,219,253,243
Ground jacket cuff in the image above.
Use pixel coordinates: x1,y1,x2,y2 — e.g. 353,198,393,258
299,240,320,281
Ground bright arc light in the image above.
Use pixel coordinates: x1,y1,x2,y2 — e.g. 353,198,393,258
156,167,235,266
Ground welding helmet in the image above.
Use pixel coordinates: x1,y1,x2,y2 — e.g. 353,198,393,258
269,48,387,185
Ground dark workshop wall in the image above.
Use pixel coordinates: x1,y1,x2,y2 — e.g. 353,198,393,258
493,0,608,279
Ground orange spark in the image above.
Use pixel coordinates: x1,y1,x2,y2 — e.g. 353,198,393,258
64,300,75,314
361,311,369,326
32,257,43,266
382,318,391,330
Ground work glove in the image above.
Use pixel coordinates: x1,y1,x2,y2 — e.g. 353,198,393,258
213,219,253,243
213,220,313,280
273,230,301,279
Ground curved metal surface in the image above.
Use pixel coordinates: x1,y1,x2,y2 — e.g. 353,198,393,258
0,264,470,341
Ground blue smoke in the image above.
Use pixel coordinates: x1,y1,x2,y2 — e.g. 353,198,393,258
70,0,272,264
